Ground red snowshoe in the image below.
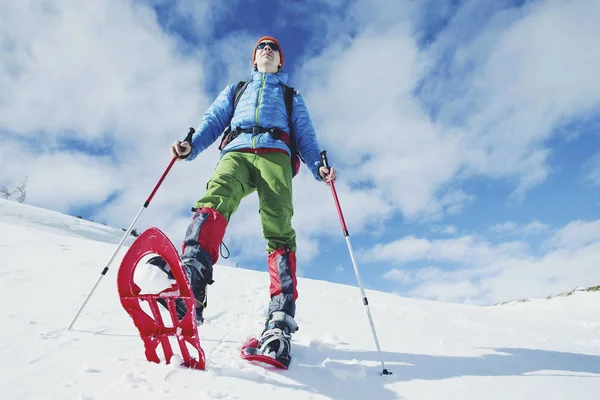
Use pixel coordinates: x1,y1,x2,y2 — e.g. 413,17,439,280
117,227,205,370
241,312,297,370
241,337,289,369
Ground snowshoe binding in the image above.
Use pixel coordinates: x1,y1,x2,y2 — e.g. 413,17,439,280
147,255,207,324
241,311,298,369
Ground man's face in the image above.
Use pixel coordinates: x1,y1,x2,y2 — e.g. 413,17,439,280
255,41,281,70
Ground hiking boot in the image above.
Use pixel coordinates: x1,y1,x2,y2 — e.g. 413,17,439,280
147,256,207,324
147,255,173,279
256,311,298,367
183,263,208,324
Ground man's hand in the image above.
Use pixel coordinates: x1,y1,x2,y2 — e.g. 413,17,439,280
319,166,336,183
170,141,191,160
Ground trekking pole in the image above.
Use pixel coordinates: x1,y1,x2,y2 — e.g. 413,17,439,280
320,150,391,376
67,128,195,330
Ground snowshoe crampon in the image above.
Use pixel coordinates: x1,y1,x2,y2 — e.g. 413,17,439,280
240,337,289,369
117,227,205,370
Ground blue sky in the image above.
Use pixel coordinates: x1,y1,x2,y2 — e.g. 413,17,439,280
1,0,600,305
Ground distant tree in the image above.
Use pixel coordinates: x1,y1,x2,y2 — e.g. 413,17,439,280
1,177,28,203
15,177,27,203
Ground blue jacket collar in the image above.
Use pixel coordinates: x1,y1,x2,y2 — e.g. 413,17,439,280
251,70,289,86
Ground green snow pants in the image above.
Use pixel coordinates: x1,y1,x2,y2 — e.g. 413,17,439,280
194,151,296,253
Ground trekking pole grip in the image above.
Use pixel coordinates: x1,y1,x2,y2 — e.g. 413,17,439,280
320,150,330,170
184,127,195,143
175,127,196,161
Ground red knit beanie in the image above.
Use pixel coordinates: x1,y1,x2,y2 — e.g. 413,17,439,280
252,36,284,67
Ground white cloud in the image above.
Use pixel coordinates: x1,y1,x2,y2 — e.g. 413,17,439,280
383,268,408,283
491,222,518,234
522,220,551,235
364,234,528,267
0,141,125,210
457,0,600,198
0,1,207,139
377,219,600,304
546,220,600,251
299,30,471,221
430,224,458,235
297,0,600,223
490,220,550,236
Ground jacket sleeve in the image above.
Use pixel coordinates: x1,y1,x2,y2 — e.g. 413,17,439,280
186,84,236,162
291,92,323,181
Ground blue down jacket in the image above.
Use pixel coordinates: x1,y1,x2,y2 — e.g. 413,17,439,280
186,70,323,180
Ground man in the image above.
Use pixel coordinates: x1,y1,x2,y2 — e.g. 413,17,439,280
163,36,335,366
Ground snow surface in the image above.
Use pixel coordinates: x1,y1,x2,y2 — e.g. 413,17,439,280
1,198,600,399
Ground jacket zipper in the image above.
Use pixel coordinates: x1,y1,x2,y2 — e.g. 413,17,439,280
253,73,266,150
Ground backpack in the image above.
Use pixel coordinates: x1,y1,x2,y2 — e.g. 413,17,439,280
218,81,302,177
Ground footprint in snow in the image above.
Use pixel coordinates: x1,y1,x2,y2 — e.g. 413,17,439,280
322,358,367,380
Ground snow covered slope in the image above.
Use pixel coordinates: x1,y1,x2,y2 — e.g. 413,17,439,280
1,199,599,399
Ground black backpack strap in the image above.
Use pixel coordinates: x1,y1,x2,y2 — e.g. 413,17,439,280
283,85,295,125
283,85,303,163
219,81,250,151
233,81,250,112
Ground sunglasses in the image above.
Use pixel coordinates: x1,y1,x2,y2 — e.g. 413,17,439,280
256,42,280,52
